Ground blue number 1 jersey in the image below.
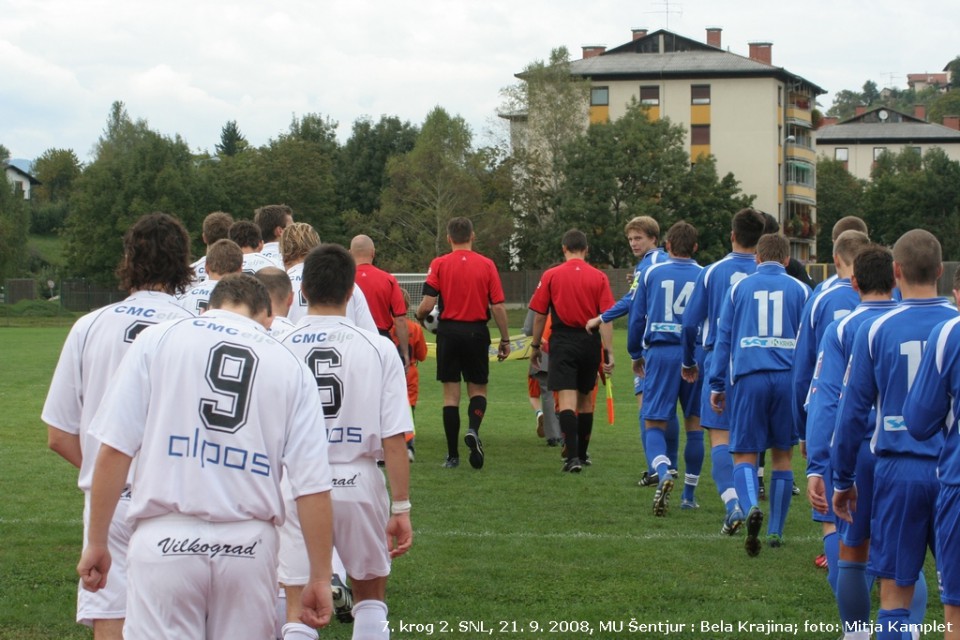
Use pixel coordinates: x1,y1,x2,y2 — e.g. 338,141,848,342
832,297,958,490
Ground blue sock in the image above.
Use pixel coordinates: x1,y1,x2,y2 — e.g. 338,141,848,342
666,412,680,469
768,470,793,537
823,532,839,596
711,444,738,513
733,462,759,512
681,430,704,502
639,408,653,474
876,608,910,640
645,427,671,481
908,570,927,625
836,560,871,637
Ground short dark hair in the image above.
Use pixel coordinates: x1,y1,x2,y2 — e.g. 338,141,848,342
853,245,894,295
205,239,243,276
757,234,789,263
832,216,868,242
666,221,698,257
447,217,473,244
301,244,356,307
893,229,941,286
731,208,765,249
229,220,262,250
117,212,194,295
761,212,780,235
202,211,234,245
833,230,871,266
208,273,272,317
254,204,293,242
254,266,293,306
561,229,588,253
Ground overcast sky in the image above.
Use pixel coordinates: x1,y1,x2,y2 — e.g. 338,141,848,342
2,0,956,165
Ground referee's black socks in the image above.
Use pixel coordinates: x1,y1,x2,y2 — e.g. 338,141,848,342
558,410,578,461
577,412,594,461
443,406,460,458
467,396,486,433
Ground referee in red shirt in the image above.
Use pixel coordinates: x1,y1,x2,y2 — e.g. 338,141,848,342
529,229,615,473
416,217,511,470
350,234,409,367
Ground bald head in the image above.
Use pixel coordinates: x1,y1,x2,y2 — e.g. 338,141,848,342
350,234,375,265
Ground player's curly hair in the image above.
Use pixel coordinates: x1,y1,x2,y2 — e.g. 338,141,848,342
280,222,320,266
117,212,194,295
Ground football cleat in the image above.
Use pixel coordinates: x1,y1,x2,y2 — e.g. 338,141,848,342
758,477,766,501
536,412,545,438
442,456,460,469
331,575,354,624
721,504,745,536
464,429,484,469
562,457,583,473
680,498,700,510
744,506,764,557
653,478,674,517
792,481,801,496
638,471,659,487
766,533,784,548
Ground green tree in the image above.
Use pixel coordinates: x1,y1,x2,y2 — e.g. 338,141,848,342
928,89,960,125
64,101,203,284
337,115,418,216
215,120,248,156
0,161,29,281
29,148,82,234
814,158,866,258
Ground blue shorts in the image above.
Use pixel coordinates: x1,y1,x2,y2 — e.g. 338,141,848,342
642,345,694,421
700,351,728,430
836,438,875,547
936,485,960,606
729,370,798,453
868,456,938,585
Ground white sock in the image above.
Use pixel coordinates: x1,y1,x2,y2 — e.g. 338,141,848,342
352,600,389,640
281,622,318,640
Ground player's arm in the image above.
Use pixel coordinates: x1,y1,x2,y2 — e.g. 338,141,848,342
600,321,614,374
626,274,648,361
416,292,437,322
296,490,335,629
904,320,955,442
382,434,413,558
491,301,511,360
77,444,132,592
790,307,818,440
681,272,708,369
47,426,82,468
393,315,410,368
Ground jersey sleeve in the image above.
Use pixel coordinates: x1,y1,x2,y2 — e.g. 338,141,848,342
528,272,552,316
708,290,735,394
627,271,649,360
282,362,334,499
601,266,639,323
904,318,957,443
831,326,877,490
486,261,506,306
41,319,89,434
681,270,708,367
805,327,843,478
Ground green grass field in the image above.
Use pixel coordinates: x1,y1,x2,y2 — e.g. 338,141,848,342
0,321,942,639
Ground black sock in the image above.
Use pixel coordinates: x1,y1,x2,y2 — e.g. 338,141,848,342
467,396,486,433
558,410,578,461
443,406,460,458
577,412,594,460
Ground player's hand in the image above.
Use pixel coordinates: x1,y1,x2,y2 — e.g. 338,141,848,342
77,543,111,592
681,364,698,383
602,351,614,375
585,316,602,334
300,579,334,629
632,358,645,378
806,476,828,514
497,340,510,362
832,485,857,524
386,513,413,558
710,391,725,414
530,346,542,369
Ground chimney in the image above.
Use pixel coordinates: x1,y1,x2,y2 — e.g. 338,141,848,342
914,105,927,121
582,45,606,59
632,28,648,41
820,116,839,127
944,115,960,131
706,27,722,48
855,105,867,116
747,42,772,65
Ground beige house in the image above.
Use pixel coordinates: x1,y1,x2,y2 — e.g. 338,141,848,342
527,27,826,259
816,107,960,181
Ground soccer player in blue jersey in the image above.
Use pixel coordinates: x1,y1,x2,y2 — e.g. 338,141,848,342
833,229,957,640
793,229,870,581
904,304,960,640
587,216,679,486
708,233,809,556
811,216,869,296
804,246,897,640
629,221,703,515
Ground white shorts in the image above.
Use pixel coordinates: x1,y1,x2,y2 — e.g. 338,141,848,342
78,487,132,626
278,460,390,584
125,514,278,640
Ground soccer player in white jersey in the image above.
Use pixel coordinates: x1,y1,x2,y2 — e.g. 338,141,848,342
177,239,243,314
230,219,279,274
279,244,413,640
281,222,378,332
833,230,957,640
256,203,294,268
189,210,233,285
78,274,336,639
255,266,297,338
42,212,196,640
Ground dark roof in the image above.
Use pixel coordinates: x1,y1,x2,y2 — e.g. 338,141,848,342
566,29,825,95
816,107,960,144
3,162,40,185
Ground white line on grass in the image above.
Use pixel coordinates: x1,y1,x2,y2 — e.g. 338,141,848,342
416,527,824,543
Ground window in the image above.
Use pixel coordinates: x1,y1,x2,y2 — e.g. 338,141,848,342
911,146,922,155
640,85,660,106
835,148,849,162
873,147,887,161
691,125,710,145
591,87,609,106
691,85,711,105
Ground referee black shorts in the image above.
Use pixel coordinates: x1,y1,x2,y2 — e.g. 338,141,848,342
435,321,490,384
547,330,601,396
